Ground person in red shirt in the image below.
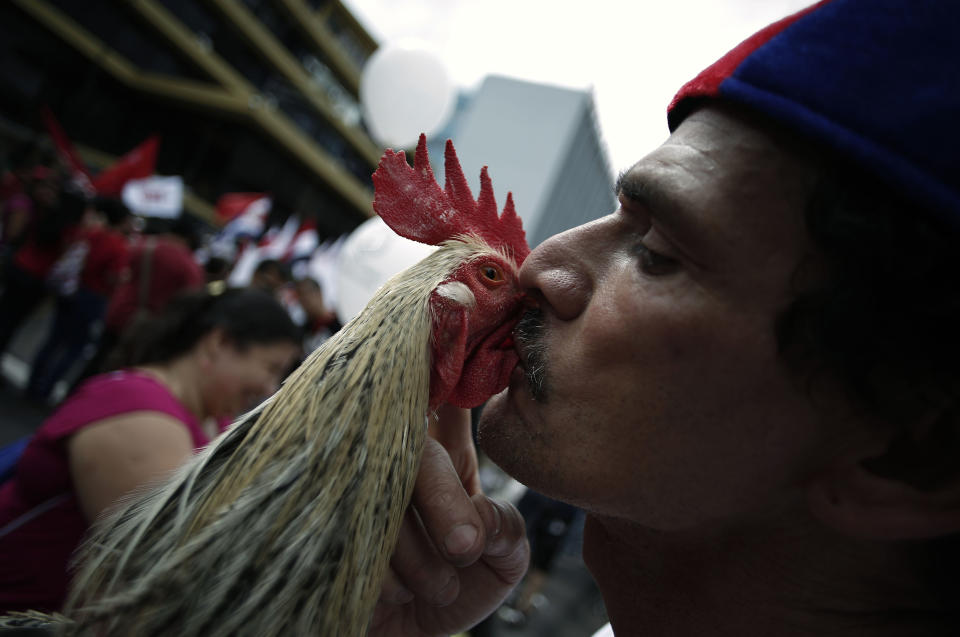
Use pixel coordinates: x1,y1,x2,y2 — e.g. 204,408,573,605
70,215,205,389
25,197,132,402
104,215,204,332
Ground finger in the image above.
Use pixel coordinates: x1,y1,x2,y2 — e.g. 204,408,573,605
476,496,530,584
378,566,414,605
428,405,481,494
391,507,460,606
409,499,529,633
413,437,486,566
474,494,528,557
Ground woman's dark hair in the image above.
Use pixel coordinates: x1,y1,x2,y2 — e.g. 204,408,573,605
108,287,302,369
775,159,959,625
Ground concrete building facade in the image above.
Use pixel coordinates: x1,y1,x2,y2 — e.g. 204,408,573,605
436,75,616,247
0,0,381,234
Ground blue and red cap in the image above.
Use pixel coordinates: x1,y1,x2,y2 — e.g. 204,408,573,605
667,0,960,230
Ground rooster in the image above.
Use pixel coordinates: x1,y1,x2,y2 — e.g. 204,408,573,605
0,135,529,636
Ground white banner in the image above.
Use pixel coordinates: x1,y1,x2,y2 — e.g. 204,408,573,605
122,175,184,218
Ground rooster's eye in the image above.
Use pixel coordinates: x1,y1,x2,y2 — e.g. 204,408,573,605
479,264,505,285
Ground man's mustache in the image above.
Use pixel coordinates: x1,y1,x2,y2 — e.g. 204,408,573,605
515,308,548,402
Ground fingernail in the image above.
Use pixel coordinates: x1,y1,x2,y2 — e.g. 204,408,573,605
444,524,479,556
489,499,502,537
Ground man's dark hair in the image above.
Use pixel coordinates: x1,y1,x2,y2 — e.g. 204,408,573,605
779,165,958,452
776,159,960,626
254,258,285,278
204,256,231,281
717,103,958,440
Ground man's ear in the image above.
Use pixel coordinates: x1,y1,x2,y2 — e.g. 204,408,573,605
806,408,960,540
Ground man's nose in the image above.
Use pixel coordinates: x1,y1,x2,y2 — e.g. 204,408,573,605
519,222,599,321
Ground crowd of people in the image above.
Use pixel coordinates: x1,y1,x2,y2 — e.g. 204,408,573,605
0,151,340,404
0,151,341,612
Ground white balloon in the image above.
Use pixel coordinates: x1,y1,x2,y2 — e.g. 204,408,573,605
360,41,457,149
335,216,437,323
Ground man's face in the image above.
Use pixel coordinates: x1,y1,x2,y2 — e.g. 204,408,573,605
479,107,835,530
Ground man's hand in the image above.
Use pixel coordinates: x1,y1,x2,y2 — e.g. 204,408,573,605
369,405,529,636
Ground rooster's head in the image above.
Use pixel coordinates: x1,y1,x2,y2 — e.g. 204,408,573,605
373,135,531,408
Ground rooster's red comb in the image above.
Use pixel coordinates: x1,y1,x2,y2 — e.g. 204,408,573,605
372,134,530,264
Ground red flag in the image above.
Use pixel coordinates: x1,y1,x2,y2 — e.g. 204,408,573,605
91,135,160,196
216,192,270,223
40,107,93,188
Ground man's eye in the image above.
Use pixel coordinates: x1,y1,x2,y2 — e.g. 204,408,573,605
634,241,679,276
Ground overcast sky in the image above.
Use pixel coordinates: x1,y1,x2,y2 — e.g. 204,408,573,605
342,0,814,174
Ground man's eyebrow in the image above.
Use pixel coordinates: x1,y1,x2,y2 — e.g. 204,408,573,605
615,170,672,214
614,169,709,269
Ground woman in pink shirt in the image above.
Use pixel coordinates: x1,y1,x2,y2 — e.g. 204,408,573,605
0,288,302,612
